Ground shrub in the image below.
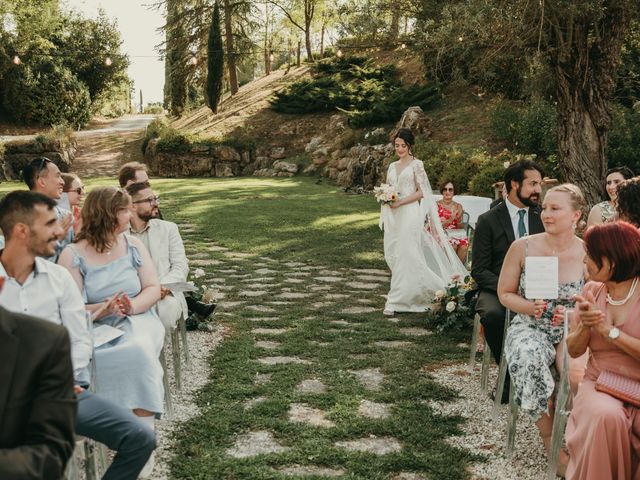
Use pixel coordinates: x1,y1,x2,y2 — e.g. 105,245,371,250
0,141,4,160
469,152,510,196
141,117,170,153
34,124,76,149
144,105,164,114
608,104,640,173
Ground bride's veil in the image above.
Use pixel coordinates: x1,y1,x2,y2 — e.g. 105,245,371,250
414,162,469,282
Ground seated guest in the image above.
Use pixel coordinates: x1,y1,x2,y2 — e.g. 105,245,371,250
61,173,84,233
490,184,507,209
436,180,469,263
118,161,150,188
0,191,156,480
126,181,189,330
566,222,640,480
498,184,586,475
615,176,640,228
58,187,165,429
22,157,74,262
586,167,634,228
0,284,76,480
472,160,545,402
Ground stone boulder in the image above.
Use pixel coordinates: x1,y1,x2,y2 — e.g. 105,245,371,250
389,106,432,140
1,138,77,180
273,160,298,174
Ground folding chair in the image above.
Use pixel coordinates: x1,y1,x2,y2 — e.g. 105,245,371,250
468,312,493,393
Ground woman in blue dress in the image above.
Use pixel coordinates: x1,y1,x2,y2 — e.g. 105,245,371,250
59,186,164,421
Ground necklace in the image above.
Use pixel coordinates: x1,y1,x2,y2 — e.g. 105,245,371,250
606,277,639,306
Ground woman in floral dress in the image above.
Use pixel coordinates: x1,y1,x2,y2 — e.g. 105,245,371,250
436,180,468,263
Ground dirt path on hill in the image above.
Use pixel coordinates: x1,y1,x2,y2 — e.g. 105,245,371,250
72,128,146,179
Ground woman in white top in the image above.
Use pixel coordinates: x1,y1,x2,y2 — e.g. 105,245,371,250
586,166,633,228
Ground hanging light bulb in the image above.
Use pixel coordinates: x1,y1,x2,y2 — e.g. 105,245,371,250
458,36,464,42
400,43,406,49
336,49,343,58
12,54,21,65
189,56,198,65
104,56,113,66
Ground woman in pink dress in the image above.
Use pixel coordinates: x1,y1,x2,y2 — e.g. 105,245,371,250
566,221,640,480
436,180,469,263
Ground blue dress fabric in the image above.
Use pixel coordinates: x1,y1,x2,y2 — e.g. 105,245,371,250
69,238,165,416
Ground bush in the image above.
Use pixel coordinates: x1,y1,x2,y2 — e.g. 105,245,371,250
2,62,92,127
35,124,76,149
144,105,164,114
608,104,640,173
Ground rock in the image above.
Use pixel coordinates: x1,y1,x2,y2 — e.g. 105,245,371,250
390,106,432,140
226,430,289,458
313,146,329,157
358,400,392,419
211,145,242,162
278,465,344,477
335,436,402,455
215,163,235,177
349,368,384,391
288,403,335,427
257,356,312,365
295,379,327,394
270,147,286,159
305,136,323,153
273,160,298,174
253,168,277,177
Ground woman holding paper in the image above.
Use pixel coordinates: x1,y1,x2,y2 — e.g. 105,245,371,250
565,221,640,480
58,187,165,423
497,184,586,472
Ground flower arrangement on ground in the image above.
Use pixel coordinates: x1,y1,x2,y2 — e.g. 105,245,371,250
185,267,219,331
374,183,398,205
428,275,476,332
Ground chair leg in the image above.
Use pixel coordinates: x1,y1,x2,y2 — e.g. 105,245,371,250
64,442,83,480
159,344,173,419
171,327,182,391
492,309,512,419
506,382,518,456
468,313,481,372
547,359,571,479
179,313,190,365
480,339,491,394
83,440,100,480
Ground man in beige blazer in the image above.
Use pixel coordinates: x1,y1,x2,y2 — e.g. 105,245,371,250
126,182,189,329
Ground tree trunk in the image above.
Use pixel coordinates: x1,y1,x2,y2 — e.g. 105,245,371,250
304,0,314,61
549,5,630,206
389,9,400,43
222,0,238,95
319,22,325,58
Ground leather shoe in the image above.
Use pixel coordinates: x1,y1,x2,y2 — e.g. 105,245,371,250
489,386,510,405
186,296,216,318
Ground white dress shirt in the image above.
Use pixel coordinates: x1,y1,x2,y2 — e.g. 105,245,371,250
0,256,92,381
505,197,530,238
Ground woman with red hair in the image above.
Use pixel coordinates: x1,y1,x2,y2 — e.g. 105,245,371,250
566,221,640,480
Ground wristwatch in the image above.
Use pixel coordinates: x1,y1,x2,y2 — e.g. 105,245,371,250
608,326,621,341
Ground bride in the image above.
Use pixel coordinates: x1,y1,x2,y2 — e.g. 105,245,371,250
381,128,468,315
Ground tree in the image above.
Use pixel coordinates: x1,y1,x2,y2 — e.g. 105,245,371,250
207,1,224,113
222,0,239,94
165,0,188,115
267,0,318,62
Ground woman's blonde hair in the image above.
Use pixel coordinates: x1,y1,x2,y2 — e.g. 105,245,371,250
76,186,131,253
546,183,587,232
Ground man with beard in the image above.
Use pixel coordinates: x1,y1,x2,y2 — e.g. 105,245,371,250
471,160,545,402
0,191,157,480
126,182,191,330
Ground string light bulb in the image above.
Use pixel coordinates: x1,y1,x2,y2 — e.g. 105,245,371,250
336,49,343,57
400,43,406,49
458,36,463,42
189,56,197,65
104,56,113,66
12,54,21,65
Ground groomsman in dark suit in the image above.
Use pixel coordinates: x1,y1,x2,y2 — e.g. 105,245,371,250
471,160,545,401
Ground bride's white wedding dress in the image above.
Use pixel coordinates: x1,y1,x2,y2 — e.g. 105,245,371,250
380,158,468,313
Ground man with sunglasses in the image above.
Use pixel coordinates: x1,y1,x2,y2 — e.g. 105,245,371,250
126,181,194,330
22,157,74,263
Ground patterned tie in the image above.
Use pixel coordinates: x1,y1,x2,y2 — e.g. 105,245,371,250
517,209,527,238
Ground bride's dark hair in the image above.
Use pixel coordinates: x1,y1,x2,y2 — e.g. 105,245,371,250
393,128,415,149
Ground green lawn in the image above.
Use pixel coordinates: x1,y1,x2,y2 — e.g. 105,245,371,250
0,176,478,479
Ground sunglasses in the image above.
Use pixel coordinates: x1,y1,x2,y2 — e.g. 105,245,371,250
132,195,160,205
442,187,454,192
66,186,85,195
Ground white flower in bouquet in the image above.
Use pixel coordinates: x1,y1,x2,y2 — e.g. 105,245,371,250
446,301,457,312
373,183,398,205
193,268,206,279
434,289,446,300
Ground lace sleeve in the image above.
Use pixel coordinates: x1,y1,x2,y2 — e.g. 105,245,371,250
412,159,430,191
385,162,394,184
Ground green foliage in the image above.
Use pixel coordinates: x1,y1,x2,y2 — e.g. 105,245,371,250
0,141,5,160
143,104,165,114
608,104,640,173
2,61,91,127
141,117,170,153
272,55,441,127
34,124,75,149
428,276,475,333
206,1,224,113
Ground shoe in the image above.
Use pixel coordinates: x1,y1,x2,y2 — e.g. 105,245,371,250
383,309,394,316
186,296,217,318
489,386,510,405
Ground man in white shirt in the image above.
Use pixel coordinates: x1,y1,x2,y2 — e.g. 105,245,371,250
126,181,189,330
0,191,156,480
21,157,74,262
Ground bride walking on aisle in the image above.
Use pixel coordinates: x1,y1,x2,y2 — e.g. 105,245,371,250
381,128,467,315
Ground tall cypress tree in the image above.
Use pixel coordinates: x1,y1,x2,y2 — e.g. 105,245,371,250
207,1,224,113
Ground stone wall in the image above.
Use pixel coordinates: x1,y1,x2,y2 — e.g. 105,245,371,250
1,138,77,180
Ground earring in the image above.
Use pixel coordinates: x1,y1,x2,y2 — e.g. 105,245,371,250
572,223,577,230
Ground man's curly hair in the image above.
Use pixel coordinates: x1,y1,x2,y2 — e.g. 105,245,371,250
616,176,640,227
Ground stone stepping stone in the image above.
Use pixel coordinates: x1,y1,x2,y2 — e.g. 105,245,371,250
399,327,433,337
315,276,343,283
325,293,349,299
255,268,278,275
229,273,252,278
269,301,291,306
288,403,335,427
206,277,226,284
256,340,281,349
295,378,327,394
224,252,254,259
207,245,229,252
393,473,429,480
248,316,279,322
190,259,223,266
189,252,211,259
303,316,316,320
283,278,305,284
254,373,272,385
244,396,267,410
330,320,351,326
278,465,344,477
341,306,377,314
226,431,289,458
217,285,235,291
219,301,245,308
239,290,268,297
312,301,334,308
319,270,342,276
257,356,312,365
246,277,276,282
347,353,370,360
276,292,311,299
357,299,374,304
345,282,379,290
286,271,311,277
349,368,384,391
217,268,237,273
243,283,274,290
309,341,330,347
374,341,414,348
358,400,392,419
284,261,306,267
300,266,321,271
353,268,389,275
356,275,388,282
335,436,401,455
252,328,288,335
247,305,276,313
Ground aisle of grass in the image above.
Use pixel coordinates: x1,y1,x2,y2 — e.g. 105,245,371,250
0,177,479,479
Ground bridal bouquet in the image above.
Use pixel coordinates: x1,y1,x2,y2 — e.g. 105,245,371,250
428,275,476,332
373,183,398,205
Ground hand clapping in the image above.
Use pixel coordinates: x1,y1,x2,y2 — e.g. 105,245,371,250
573,291,607,334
